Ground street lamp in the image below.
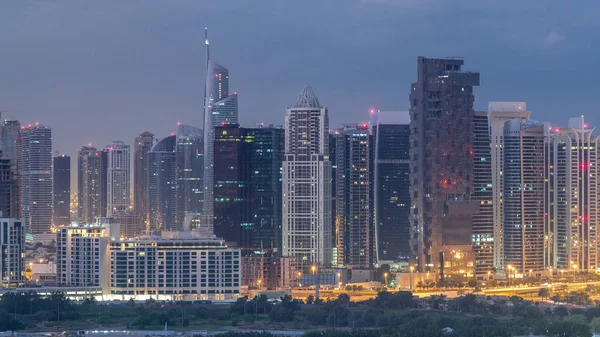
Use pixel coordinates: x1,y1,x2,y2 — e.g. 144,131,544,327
409,266,415,290
311,265,317,275
337,272,342,288
384,272,388,286
507,265,513,287
297,271,302,287
257,279,262,290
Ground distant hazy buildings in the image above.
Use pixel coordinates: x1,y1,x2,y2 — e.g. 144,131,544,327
0,218,25,286
78,146,107,223
282,85,332,269
20,125,53,234
53,154,71,227
148,135,177,232
106,141,130,216
203,29,239,232
372,111,411,264
488,102,531,272
134,131,154,232
409,57,491,277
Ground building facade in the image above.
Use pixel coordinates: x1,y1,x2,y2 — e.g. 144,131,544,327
0,119,20,218
148,135,177,232
20,125,53,234
282,84,332,270
503,120,548,274
549,117,598,272
0,218,25,287
176,124,204,230
372,111,411,264
409,57,486,277
134,131,154,232
110,234,241,300
488,102,531,272
78,146,107,223
53,154,71,226
106,141,130,216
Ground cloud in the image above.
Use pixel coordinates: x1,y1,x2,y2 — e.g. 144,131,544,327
544,32,565,46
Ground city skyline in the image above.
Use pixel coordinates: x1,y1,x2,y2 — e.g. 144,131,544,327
1,1,598,190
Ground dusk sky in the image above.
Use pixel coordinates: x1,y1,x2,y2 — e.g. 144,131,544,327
1,0,599,168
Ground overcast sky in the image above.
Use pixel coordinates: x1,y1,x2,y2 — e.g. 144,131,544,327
1,0,599,164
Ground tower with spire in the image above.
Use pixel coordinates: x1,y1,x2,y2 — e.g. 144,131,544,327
203,28,239,233
282,84,332,270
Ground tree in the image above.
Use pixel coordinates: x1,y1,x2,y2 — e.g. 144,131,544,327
337,293,351,305
306,295,315,305
539,288,550,301
547,319,591,337
554,306,569,318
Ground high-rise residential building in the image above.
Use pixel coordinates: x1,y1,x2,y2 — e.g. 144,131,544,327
213,123,247,247
53,154,71,227
242,124,285,253
134,131,154,231
549,117,598,272
409,57,490,278
148,135,177,232
372,111,411,264
332,124,372,269
106,141,130,216
503,120,548,274
176,124,204,230
20,125,53,234
0,218,25,286
0,119,21,219
488,102,531,272
282,84,332,270
203,29,238,232
56,222,119,288
78,146,107,223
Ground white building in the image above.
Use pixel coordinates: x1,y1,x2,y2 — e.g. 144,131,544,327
549,117,599,272
109,232,240,300
56,222,119,289
488,102,531,273
0,218,25,287
106,141,131,216
282,84,332,270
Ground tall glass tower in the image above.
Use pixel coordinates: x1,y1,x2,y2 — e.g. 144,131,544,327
106,141,130,216
203,28,238,233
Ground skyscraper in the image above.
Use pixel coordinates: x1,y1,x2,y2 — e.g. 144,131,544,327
0,119,21,218
332,124,372,268
282,84,332,269
0,218,25,286
21,125,53,234
134,131,154,231
372,111,411,264
1,119,21,159
106,141,130,216
242,124,285,253
78,145,107,223
176,124,204,229
53,154,71,227
148,135,177,232
488,102,531,272
409,57,488,278
549,117,598,272
503,120,548,274
203,28,238,232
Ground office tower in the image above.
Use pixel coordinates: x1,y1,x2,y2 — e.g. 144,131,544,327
0,119,21,218
213,123,247,246
176,124,204,229
409,57,486,277
148,135,177,232
134,131,154,230
1,119,21,159
53,154,71,226
56,222,118,287
78,146,108,223
203,29,239,232
282,84,332,269
550,117,598,272
0,218,25,286
20,125,53,234
372,111,411,264
106,141,130,216
242,124,285,253
472,111,494,275
488,102,531,272
331,124,372,268
109,231,241,300
503,120,548,274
